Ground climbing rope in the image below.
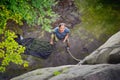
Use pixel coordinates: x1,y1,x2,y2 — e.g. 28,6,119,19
66,49,81,62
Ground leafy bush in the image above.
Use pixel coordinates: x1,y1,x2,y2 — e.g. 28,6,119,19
0,0,57,72
0,0,57,32
0,31,28,72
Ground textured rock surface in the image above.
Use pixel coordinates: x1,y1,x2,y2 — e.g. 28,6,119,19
2,40,78,80
11,64,120,80
7,31,120,80
22,0,101,57
22,38,53,59
2,1,106,80
79,31,120,64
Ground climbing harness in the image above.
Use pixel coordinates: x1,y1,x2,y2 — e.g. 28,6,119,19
66,49,81,62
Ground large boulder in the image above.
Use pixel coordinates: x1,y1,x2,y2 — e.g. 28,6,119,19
11,64,120,80
24,39,79,67
79,31,120,64
22,38,53,59
1,39,79,80
6,31,120,80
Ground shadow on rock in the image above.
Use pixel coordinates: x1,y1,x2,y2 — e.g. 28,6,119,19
21,38,54,59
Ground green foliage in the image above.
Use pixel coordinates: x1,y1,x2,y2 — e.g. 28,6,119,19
0,0,57,72
53,68,68,76
0,0,58,32
53,71,61,76
0,31,27,72
75,0,120,39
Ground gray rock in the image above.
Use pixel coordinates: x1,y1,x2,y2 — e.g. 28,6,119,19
8,31,120,80
11,64,120,80
10,31,120,80
109,47,120,63
79,31,120,64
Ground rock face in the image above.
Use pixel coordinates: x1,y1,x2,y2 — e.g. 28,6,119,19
79,31,120,64
4,1,108,80
22,0,101,57
52,0,80,28
8,31,120,80
22,38,53,59
24,40,78,67
11,64,120,80
1,1,102,79
1,39,79,80
10,31,120,80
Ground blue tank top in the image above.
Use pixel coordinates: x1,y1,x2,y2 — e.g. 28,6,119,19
53,27,70,40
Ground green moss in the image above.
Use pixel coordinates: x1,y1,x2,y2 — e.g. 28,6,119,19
53,71,61,76
75,0,120,40
53,67,69,76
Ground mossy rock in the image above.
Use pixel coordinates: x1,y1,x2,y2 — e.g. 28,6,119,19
23,38,54,59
